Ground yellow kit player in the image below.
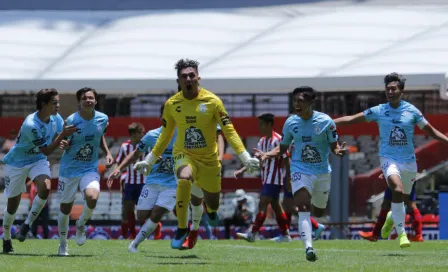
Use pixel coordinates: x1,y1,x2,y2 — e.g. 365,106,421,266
134,59,260,249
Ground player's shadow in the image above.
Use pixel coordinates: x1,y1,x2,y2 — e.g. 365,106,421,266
47,254,93,258
148,254,199,259
156,262,210,265
2,253,46,257
381,253,406,257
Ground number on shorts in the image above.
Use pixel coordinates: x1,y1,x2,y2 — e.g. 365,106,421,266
292,172,301,183
140,189,149,199
381,162,389,171
5,176,10,188
58,181,65,192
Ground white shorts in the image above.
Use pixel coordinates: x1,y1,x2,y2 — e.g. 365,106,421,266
291,172,331,209
4,159,50,198
57,172,100,204
136,184,176,211
380,157,417,195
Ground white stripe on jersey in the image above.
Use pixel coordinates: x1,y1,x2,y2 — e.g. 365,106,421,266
115,140,146,185
257,131,284,185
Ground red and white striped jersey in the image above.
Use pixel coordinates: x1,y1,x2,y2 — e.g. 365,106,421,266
115,140,146,184
257,131,286,185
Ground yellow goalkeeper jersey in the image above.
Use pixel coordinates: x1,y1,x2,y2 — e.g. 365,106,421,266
151,88,246,163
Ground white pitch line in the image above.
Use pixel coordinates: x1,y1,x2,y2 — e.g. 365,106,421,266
214,244,448,255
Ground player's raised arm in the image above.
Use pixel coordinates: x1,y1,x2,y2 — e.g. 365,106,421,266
100,123,114,167
334,111,368,126
214,99,259,172
33,123,77,156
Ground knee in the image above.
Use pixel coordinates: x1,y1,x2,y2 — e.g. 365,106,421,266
313,207,325,218
86,198,97,210
294,189,311,211
38,188,51,199
137,212,148,223
60,204,72,215
392,186,403,195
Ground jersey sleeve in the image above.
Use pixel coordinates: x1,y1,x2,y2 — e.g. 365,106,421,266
137,132,155,153
326,119,339,144
214,98,246,155
411,106,428,129
280,119,293,146
56,114,64,134
151,101,176,157
363,105,380,122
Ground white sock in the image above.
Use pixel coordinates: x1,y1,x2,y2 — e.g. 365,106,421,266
391,202,406,235
298,212,312,249
25,195,47,225
134,218,158,246
58,210,70,245
78,203,94,227
2,208,16,240
191,204,203,231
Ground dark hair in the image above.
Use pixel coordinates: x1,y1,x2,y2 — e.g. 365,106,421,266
36,88,59,110
128,123,144,136
257,113,275,125
292,86,317,101
384,72,406,90
174,59,199,76
178,85,182,92
76,87,98,102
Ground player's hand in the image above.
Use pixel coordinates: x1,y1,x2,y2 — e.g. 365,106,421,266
234,169,244,179
59,139,71,150
239,151,260,172
134,152,157,176
61,125,79,136
105,153,114,168
106,169,121,189
334,142,347,157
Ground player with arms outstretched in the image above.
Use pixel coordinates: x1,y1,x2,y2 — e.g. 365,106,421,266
134,59,259,249
2,88,77,254
56,87,114,256
278,86,347,262
335,73,448,248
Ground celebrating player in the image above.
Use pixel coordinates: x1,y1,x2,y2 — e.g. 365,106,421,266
134,59,260,249
278,86,347,262
2,88,77,254
335,72,448,248
235,113,291,243
56,87,114,256
108,104,176,252
114,123,147,239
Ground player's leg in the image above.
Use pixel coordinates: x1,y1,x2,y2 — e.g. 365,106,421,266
380,158,410,248
407,183,423,242
359,189,392,242
76,172,101,246
128,184,144,239
19,160,52,241
57,176,79,256
182,184,204,249
121,183,134,239
2,165,29,253
271,197,292,242
292,172,316,262
237,194,269,242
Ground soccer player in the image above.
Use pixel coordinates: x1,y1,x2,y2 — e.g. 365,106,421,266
235,113,291,243
2,88,77,254
108,104,177,252
334,72,448,248
56,87,114,256
114,122,146,239
358,181,423,242
134,59,260,249
278,86,347,262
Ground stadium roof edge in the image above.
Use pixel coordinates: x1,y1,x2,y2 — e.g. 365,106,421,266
0,73,445,99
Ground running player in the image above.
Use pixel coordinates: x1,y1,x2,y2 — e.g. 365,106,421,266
2,88,77,254
235,113,291,243
134,59,260,249
114,123,146,239
108,104,177,252
335,72,448,248
56,87,114,256
279,86,347,262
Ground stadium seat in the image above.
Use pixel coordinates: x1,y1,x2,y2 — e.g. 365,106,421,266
422,213,438,223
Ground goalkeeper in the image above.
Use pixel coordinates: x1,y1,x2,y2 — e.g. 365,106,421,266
134,59,260,249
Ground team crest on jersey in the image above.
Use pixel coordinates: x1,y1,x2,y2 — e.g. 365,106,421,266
74,143,94,161
402,111,410,117
301,145,322,164
184,126,207,149
389,126,407,146
157,157,174,175
199,104,207,113
313,127,321,135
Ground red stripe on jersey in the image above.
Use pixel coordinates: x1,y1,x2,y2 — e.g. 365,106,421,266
117,140,146,185
257,131,285,185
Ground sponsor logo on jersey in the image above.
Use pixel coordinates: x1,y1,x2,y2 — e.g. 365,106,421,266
74,143,94,161
388,126,408,146
184,126,207,149
186,116,196,124
302,136,312,142
301,145,322,164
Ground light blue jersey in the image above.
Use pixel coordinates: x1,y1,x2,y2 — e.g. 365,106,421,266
2,112,64,168
281,111,338,175
363,101,428,163
59,111,108,178
136,127,177,188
